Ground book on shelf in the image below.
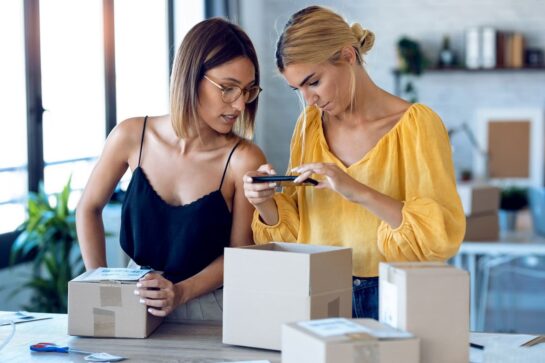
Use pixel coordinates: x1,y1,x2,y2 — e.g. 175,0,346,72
464,27,526,69
481,27,496,69
465,27,481,69
497,31,525,68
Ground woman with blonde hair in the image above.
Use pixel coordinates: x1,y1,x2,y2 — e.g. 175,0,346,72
243,6,465,319
77,18,265,320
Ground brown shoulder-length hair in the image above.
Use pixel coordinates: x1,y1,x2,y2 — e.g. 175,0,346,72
170,18,260,139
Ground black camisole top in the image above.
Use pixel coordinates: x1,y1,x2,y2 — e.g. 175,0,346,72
120,116,239,283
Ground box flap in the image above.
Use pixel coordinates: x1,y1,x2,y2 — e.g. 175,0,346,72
240,242,349,254
380,262,466,277
309,249,352,293
225,244,311,294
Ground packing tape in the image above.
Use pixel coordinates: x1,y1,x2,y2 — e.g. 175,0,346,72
327,296,340,317
100,285,122,307
353,341,379,363
93,308,115,336
343,334,379,363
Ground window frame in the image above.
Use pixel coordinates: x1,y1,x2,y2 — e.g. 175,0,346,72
0,0,210,265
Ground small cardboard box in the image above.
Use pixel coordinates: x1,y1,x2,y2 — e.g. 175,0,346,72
68,268,163,338
457,183,500,215
223,242,353,350
379,262,469,363
282,318,419,363
465,212,499,241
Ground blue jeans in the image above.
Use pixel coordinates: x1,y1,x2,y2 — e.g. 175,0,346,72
352,276,379,319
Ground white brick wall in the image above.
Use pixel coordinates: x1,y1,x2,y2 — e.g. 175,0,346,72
240,0,545,176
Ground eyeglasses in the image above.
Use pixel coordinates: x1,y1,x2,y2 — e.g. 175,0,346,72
203,75,262,104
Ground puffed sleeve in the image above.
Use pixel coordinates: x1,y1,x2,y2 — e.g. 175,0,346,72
251,109,311,244
377,105,466,261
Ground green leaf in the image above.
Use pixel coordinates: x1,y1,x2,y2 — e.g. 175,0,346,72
12,175,80,313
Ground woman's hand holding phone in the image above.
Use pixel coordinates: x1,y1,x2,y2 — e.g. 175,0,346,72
243,164,278,207
251,175,318,186
243,164,281,225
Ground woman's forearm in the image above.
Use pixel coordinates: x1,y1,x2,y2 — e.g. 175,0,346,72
76,208,108,269
175,255,225,305
352,183,403,229
255,198,279,226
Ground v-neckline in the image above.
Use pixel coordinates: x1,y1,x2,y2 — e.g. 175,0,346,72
131,167,230,212
317,104,416,170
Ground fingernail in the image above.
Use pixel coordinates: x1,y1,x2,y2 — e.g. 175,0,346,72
133,290,140,295
139,298,145,304
147,308,153,313
136,283,142,288
269,183,277,188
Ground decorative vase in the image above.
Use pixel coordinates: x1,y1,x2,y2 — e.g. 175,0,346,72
498,210,517,231
529,187,545,236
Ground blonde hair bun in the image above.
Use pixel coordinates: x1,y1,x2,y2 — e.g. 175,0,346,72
350,23,375,55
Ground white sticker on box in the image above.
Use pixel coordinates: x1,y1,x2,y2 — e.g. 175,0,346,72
298,318,369,337
82,268,152,282
379,279,398,327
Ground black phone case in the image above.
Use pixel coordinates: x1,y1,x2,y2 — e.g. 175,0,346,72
252,175,318,186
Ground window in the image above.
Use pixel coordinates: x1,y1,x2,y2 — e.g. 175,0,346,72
0,0,205,234
0,1,28,233
114,0,170,123
174,1,205,51
40,0,105,198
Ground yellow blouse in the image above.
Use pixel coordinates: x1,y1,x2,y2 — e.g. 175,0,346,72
252,103,466,277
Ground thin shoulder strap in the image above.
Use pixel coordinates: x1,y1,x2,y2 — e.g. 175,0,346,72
137,116,148,167
219,141,241,190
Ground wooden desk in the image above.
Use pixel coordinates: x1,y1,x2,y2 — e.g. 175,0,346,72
1,313,542,363
1,313,280,362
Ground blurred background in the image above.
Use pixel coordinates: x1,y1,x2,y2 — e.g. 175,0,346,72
1,0,545,334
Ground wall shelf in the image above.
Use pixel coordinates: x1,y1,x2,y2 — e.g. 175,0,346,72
393,67,545,96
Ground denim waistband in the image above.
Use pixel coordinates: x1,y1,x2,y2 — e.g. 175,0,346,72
352,276,379,288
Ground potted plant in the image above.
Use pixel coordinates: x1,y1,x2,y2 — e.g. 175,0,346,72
10,176,84,313
499,186,528,231
396,36,428,103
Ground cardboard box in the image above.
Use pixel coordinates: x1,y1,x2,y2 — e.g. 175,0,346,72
465,212,499,241
282,318,419,363
457,183,500,215
223,243,352,350
68,268,163,338
379,262,469,363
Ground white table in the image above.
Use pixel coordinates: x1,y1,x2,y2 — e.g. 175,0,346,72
452,230,545,331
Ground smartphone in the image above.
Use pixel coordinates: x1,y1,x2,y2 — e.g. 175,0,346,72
251,175,318,186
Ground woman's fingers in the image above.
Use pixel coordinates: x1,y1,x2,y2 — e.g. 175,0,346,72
134,274,176,315
136,288,170,299
292,163,338,178
139,297,168,308
257,164,276,175
243,165,279,207
293,170,313,184
147,307,169,317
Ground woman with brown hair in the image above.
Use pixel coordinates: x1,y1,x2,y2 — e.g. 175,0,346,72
76,18,265,320
243,6,465,319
